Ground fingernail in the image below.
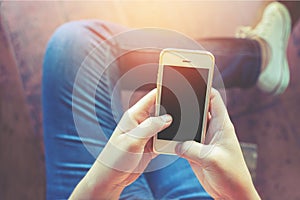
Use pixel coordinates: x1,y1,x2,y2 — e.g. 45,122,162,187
175,143,182,155
160,114,172,123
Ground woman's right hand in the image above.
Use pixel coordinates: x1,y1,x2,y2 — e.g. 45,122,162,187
176,89,261,200
70,89,172,200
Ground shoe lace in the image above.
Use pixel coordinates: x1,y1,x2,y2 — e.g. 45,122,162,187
235,26,255,38
235,12,276,39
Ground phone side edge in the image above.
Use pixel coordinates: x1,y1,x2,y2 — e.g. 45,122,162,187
200,53,215,143
153,49,165,154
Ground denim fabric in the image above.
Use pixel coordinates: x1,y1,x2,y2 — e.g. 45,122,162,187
199,38,262,89
42,20,260,199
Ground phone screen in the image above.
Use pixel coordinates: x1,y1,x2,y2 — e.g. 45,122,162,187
158,65,208,142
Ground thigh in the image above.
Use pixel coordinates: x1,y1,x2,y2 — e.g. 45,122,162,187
144,155,212,200
42,20,153,199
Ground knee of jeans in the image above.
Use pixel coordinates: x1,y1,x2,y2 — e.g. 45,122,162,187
45,20,113,54
43,21,85,83
43,20,111,82
45,21,91,59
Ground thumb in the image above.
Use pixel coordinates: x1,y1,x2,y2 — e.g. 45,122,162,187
176,141,211,164
126,114,172,140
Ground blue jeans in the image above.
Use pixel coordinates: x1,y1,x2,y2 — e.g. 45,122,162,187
42,20,261,199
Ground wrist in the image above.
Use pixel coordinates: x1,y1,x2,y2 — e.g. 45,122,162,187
83,162,126,199
70,160,126,199
229,181,260,200
85,177,125,199
242,184,261,200
70,173,125,200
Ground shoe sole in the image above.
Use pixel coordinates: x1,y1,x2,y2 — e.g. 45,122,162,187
273,2,291,95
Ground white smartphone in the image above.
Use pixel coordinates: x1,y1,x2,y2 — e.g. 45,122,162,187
153,48,214,154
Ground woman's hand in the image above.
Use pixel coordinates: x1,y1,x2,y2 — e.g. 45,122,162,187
176,88,261,200
70,89,172,199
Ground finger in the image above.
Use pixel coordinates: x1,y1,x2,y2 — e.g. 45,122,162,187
209,88,233,129
127,114,172,140
117,110,139,133
205,89,235,143
210,88,230,120
175,141,206,164
117,89,157,133
129,88,157,124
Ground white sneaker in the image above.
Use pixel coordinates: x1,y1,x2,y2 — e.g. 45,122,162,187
236,2,291,95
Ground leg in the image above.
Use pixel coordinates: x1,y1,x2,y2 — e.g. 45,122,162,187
118,37,262,91
199,38,261,89
119,1,291,94
42,20,154,199
235,2,291,95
